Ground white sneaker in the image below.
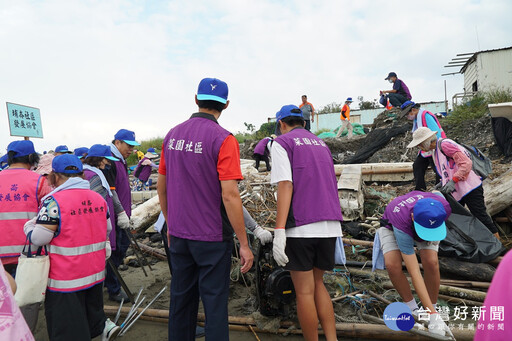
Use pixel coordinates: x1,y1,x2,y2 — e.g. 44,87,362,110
102,318,120,341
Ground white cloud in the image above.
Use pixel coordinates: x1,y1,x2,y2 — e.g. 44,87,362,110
0,0,511,152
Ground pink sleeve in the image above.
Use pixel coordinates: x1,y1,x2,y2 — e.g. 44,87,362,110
440,141,472,181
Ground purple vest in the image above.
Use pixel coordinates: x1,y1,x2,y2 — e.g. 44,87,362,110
84,169,116,250
397,78,412,100
163,113,233,242
113,159,131,217
275,128,343,228
254,137,270,156
134,157,152,182
382,191,451,241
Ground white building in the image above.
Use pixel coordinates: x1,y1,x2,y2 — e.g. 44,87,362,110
445,46,512,103
461,46,512,93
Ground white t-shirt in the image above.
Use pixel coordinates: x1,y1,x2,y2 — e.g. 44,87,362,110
270,141,342,238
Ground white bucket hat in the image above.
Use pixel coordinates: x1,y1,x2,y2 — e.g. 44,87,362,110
407,127,437,148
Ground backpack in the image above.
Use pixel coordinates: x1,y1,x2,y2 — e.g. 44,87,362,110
439,139,493,179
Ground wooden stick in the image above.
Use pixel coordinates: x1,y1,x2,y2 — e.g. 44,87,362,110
368,290,393,305
332,290,361,302
342,238,374,247
137,243,168,261
248,325,261,341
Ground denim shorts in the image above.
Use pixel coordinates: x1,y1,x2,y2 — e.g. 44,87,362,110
378,227,439,255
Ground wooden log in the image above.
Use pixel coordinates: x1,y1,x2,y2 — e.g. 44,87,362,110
105,306,474,340
342,266,492,290
381,283,485,307
342,238,374,247
439,279,490,289
137,243,168,261
130,195,161,231
437,294,483,307
437,284,486,302
438,257,495,282
334,162,414,182
483,168,512,216
382,281,486,302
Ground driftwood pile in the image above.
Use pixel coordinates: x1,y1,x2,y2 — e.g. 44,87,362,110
125,156,512,340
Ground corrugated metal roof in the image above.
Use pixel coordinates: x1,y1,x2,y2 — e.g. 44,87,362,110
443,46,512,75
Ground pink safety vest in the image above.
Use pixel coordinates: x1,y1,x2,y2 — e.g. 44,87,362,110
0,169,43,262
0,263,35,341
433,139,482,201
47,189,107,292
416,110,447,158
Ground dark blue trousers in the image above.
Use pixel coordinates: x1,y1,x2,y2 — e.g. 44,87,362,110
168,236,232,341
105,226,130,295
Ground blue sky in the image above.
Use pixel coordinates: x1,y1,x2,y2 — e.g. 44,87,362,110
0,0,511,152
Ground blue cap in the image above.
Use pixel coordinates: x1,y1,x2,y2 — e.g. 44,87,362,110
52,154,83,174
276,105,303,121
196,78,228,104
86,144,119,161
275,105,303,136
385,72,397,80
346,97,353,102
413,198,448,241
147,147,157,154
7,140,36,157
55,145,71,153
114,129,140,146
400,101,415,110
74,147,89,159
0,154,8,165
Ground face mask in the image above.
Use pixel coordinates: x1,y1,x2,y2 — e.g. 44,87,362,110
407,113,415,120
388,79,393,83
104,164,111,171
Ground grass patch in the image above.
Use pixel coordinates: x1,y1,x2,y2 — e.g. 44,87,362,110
444,88,512,126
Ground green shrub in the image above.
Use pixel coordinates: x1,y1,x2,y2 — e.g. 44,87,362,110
444,88,512,126
234,133,253,144
485,87,512,104
126,137,164,166
254,122,275,140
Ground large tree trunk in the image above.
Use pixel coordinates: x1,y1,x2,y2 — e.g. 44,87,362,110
438,256,496,282
483,168,512,216
130,195,161,231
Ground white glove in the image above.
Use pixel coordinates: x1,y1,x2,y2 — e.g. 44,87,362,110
272,229,288,267
428,313,448,337
254,225,273,245
105,241,112,260
24,217,38,235
117,211,130,229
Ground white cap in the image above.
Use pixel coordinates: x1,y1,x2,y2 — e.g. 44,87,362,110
407,127,437,148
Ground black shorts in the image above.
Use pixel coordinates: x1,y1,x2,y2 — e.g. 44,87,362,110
284,237,336,271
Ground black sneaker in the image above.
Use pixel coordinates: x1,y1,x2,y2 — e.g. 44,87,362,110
109,290,130,303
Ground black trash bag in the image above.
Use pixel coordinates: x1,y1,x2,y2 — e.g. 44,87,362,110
343,122,410,164
491,117,512,157
439,194,505,263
